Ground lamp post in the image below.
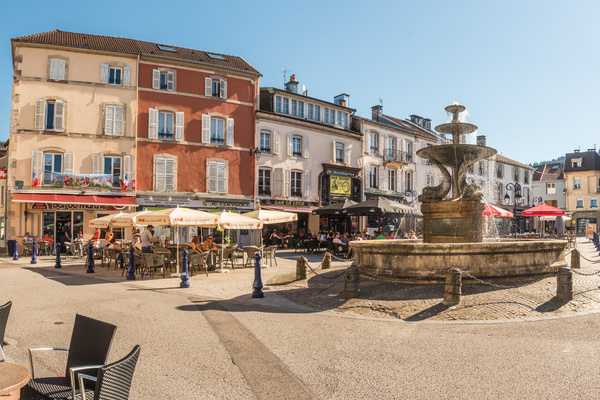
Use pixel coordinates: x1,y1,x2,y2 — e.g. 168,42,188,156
504,182,523,238
404,190,418,234
532,196,543,205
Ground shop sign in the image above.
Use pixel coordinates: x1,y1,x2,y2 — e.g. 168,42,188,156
30,203,125,211
137,196,254,210
261,199,319,207
330,175,351,200
326,169,355,177
201,199,254,210
0,169,6,179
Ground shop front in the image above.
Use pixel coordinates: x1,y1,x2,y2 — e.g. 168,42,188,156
259,199,318,236
318,164,361,234
572,211,600,234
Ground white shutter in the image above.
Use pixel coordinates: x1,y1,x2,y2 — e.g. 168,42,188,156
332,140,337,163
49,59,58,79
274,168,283,197
303,136,309,158
114,106,124,136
379,134,385,156
165,158,175,191
148,108,158,139
34,99,45,131
92,153,103,174
273,131,280,154
287,133,293,156
205,77,212,96
226,118,234,147
284,169,291,197
123,66,131,86
207,161,218,193
64,152,74,174
124,155,134,183
220,78,227,99
56,59,66,80
397,170,402,193
32,150,43,183
104,105,114,136
175,112,184,141
54,100,65,132
364,131,370,154
100,63,109,84
217,162,227,193
155,158,166,191
202,114,210,143
382,134,388,157
304,170,311,198
167,71,175,91
344,144,351,165
152,69,160,89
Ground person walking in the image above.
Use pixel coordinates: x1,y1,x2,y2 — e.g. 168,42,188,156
141,225,159,253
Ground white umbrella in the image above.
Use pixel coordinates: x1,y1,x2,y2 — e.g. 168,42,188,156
89,212,124,228
243,209,297,267
110,211,151,228
214,211,264,272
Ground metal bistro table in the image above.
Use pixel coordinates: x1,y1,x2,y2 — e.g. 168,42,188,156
0,362,30,399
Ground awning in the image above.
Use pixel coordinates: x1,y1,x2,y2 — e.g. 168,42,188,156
12,193,137,207
262,205,315,214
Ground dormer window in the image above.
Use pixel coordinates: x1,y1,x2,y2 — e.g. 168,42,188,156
572,158,582,168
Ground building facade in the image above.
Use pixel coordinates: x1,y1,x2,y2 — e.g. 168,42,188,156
564,150,600,233
532,162,565,209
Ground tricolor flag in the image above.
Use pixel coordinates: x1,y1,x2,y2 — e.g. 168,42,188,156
123,173,128,191
32,172,40,187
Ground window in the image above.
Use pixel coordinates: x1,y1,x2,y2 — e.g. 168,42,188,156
282,98,289,114
496,164,504,178
201,115,233,146
260,130,271,152
205,77,227,99
35,99,65,132
369,166,378,189
573,177,581,190
298,101,304,117
104,156,122,187
48,58,66,80
324,107,331,124
307,103,314,120
546,182,556,194
258,168,271,195
467,165,474,174
576,198,584,209
314,105,321,121
513,167,519,181
104,105,124,136
478,162,485,175
101,64,130,86
292,135,302,157
275,96,282,113
207,160,227,194
337,110,342,126
206,52,225,60
108,67,122,85
388,137,396,153
149,109,183,141
211,118,225,144
591,198,598,208
158,112,174,140
497,182,504,202
152,69,175,91
43,153,62,185
404,171,413,192
426,174,435,186
155,157,176,191
157,44,176,52
572,158,582,168
292,100,297,116
405,141,412,162
291,170,302,197
335,142,344,163
524,171,530,184
369,132,378,154
388,169,396,191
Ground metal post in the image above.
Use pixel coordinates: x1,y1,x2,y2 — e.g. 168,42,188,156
30,240,37,264
126,246,136,280
513,202,518,239
13,241,19,261
85,242,94,273
343,266,360,299
570,248,580,269
119,250,125,270
443,268,462,306
295,256,307,280
556,267,573,301
54,242,62,268
252,252,264,298
180,250,190,288
322,252,331,270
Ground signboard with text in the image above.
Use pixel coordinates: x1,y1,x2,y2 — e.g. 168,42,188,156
330,175,351,199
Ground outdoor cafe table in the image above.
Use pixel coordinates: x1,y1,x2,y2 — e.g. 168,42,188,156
0,362,30,398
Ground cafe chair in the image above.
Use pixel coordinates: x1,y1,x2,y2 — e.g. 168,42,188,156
24,314,117,400
264,246,278,267
243,246,260,268
0,301,12,362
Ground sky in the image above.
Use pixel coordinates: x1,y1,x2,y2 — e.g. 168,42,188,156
1,0,598,165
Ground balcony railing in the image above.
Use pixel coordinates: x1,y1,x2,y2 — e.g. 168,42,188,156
43,172,123,189
383,149,411,163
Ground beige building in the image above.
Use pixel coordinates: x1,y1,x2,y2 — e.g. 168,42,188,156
8,31,138,247
564,149,600,233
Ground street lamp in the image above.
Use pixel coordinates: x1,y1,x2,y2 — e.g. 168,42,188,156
532,196,543,205
504,182,523,238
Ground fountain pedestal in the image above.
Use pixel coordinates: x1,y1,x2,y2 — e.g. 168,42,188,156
421,201,485,243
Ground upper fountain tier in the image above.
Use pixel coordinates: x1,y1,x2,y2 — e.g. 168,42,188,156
434,104,478,143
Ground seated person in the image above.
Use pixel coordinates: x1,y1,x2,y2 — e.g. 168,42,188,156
332,233,343,244
270,230,281,246
42,233,53,244
108,238,122,251
189,236,201,253
74,231,84,242
201,235,217,269
23,232,33,244
375,230,388,240
92,228,102,247
408,230,417,239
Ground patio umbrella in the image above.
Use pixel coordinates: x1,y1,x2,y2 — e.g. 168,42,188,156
554,215,565,235
242,209,298,224
343,198,422,216
521,203,565,217
482,204,513,218
89,212,125,228
109,211,151,228
312,199,358,215
214,211,264,272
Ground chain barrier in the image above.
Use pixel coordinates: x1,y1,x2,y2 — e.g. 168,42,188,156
454,268,532,289
304,259,347,279
577,252,600,264
324,251,354,263
571,268,600,276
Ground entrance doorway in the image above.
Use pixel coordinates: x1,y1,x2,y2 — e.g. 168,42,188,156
42,211,83,253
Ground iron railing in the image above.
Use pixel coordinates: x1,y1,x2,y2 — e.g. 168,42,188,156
383,149,411,163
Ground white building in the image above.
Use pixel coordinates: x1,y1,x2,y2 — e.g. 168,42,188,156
532,162,565,210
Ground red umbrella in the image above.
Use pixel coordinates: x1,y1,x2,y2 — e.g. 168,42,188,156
521,203,565,217
482,204,513,218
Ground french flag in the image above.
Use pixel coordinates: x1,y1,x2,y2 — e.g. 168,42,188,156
123,174,128,191
32,172,40,187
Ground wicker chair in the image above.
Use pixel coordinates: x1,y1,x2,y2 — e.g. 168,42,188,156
243,246,260,268
76,345,141,400
24,314,117,400
0,301,12,362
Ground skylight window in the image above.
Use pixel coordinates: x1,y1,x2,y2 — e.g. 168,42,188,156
157,44,176,52
551,165,559,170
206,52,225,60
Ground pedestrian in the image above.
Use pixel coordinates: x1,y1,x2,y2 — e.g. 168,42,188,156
141,225,159,253
64,221,72,243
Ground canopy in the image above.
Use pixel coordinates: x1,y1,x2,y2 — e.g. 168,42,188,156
109,211,151,228
89,212,125,228
138,207,219,227
242,209,297,224
555,216,565,235
312,200,358,215
482,204,513,218
521,203,566,217
343,198,422,216
216,211,264,230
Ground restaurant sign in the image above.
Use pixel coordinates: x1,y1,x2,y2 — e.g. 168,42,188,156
261,199,319,207
330,175,351,200
326,169,355,177
30,203,123,211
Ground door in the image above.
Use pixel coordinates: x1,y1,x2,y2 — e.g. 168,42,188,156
56,211,71,252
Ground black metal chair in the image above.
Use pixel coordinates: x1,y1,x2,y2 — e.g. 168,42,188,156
24,314,117,400
76,345,141,400
0,301,12,362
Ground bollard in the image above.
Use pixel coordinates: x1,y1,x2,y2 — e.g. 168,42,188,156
295,256,307,280
322,252,331,270
126,246,136,280
442,268,462,306
30,240,38,264
556,267,573,301
119,250,125,270
85,242,94,273
180,250,190,288
343,266,361,299
570,249,580,269
13,241,19,261
54,242,62,268
252,252,264,298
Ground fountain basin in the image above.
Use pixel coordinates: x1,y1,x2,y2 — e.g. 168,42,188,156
417,144,497,168
350,239,568,282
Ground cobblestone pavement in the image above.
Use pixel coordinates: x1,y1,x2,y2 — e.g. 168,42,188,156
269,237,600,323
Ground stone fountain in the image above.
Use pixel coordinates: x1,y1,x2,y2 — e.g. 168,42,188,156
350,104,567,282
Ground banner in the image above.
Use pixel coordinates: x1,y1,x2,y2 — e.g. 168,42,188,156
586,223,597,240
50,172,116,188
330,175,351,199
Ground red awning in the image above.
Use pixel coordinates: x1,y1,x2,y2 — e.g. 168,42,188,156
12,193,137,207
482,204,513,218
521,203,566,217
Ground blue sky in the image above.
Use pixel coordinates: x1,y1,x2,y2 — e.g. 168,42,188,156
1,0,598,164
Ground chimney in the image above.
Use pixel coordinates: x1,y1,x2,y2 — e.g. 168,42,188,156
574,149,580,153
409,115,423,126
476,135,487,146
334,93,349,107
285,74,298,93
423,118,431,130
371,105,382,120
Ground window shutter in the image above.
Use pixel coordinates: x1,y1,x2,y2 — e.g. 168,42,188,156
344,144,351,165
148,108,158,139
397,170,402,193
380,166,387,191
123,66,131,86
379,134,385,156
104,105,114,136
274,168,283,197
92,153,103,174
32,150,43,183
382,134,388,156
124,155,134,183
364,132,370,154
273,131,280,154
220,78,227,99
114,106,124,136
155,157,166,191
152,69,160,89
175,112,184,141
287,133,293,156
57,59,66,80
304,170,311,198
100,63,109,84
332,140,337,163
54,100,65,132
165,158,175,191
226,118,234,147
284,169,291,197
303,136,309,158
167,71,175,91
202,114,210,143
49,59,58,79
64,152,74,174
205,77,212,96
207,160,218,193
34,99,45,131
217,162,227,193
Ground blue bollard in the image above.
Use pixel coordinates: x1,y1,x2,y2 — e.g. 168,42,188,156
54,242,62,268
180,250,190,288
31,240,37,264
252,252,264,298
127,246,136,280
85,242,94,273
13,241,19,261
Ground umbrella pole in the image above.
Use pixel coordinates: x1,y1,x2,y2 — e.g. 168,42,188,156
176,225,180,274
218,228,229,273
